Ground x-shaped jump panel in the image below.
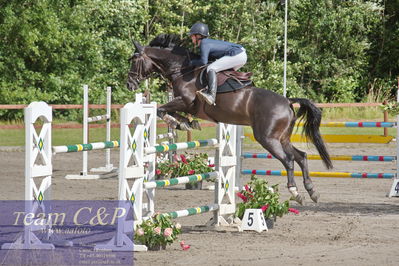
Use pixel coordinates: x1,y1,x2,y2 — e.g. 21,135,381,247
215,123,237,225
2,102,54,250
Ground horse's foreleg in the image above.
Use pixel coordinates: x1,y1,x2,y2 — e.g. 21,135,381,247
172,113,202,130
293,147,319,203
157,96,200,131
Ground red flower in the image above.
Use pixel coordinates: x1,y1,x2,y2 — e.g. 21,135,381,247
208,164,215,168
288,208,299,215
236,192,248,202
261,204,269,212
188,170,195,175
155,169,162,175
243,185,254,198
180,154,188,164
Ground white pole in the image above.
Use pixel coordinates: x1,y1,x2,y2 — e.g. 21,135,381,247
283,0,288,97
65,85,103,179
396,84,398,178
389,82,399,197
105,86,112,169
82,85,89,176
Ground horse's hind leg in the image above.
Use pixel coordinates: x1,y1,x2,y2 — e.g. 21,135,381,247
293,147,320,203
253,134,305,205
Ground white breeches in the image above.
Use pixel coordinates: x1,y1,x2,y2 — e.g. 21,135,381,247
207,48,247,73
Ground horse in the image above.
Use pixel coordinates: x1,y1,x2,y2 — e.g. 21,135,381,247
127,34,333,205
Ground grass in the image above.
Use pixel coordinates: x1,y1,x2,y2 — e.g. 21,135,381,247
321,106,389,121
0,106,396,146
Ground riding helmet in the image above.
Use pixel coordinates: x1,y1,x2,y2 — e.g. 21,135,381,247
189,22,209,37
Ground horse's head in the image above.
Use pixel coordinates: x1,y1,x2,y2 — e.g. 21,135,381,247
127,34,192,91
126,41,156,91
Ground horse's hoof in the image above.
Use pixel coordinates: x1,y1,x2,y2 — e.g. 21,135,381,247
190,120,202,130
294,194,305,205
310,191,320,203
179,122,192,131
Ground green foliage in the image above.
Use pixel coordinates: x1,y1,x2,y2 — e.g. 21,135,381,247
1,0,398,120
235,175,289,219
380,101,399,116
134,213,181,249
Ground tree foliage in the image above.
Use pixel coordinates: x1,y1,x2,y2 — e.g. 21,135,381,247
0,0,397,119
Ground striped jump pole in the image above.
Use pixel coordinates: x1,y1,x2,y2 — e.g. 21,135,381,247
53,140,120,154
296,121,396,128
144,139,218,154
242,169,396,179
242,152,396,162
143,172,218,189
160,204,219,219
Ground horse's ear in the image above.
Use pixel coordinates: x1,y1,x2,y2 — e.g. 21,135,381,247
133,40,144,54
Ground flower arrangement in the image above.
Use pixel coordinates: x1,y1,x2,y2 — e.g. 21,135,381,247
156,152,215,181
135,213,181,250
235,175,292,220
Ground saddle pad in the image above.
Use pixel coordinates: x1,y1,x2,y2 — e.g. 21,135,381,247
216,78,252,93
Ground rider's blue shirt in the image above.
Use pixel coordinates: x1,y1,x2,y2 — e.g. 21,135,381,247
190,38,243,66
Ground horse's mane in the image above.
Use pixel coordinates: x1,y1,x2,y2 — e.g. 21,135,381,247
149,34,184,49
148,33,199,62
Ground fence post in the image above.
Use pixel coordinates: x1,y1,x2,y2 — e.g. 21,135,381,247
187,114,192,142
383,100,388,137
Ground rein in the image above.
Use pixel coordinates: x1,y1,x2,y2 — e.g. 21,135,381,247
139,49,203,82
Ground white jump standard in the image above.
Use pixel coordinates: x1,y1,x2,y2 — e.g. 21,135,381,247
66,84,115,179
2,102,54,250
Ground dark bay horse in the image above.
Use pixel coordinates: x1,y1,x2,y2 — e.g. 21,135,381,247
127,34,333,204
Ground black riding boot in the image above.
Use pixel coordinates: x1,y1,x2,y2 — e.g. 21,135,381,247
197,69,217,105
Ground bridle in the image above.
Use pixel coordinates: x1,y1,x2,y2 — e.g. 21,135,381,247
129,47,202,86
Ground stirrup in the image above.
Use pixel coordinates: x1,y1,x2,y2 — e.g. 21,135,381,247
197,90,215,105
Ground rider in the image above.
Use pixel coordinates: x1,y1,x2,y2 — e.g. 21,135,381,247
189,22,247,105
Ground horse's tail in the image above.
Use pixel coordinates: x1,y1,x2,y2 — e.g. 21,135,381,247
289,98,333,169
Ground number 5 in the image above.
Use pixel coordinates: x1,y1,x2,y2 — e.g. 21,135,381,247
247,212,254,226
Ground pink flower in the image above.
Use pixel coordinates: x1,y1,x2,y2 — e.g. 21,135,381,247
188,170,195,175
289,208,299,215
156,169,162,175
173,154,180,162
136,228,144,236
180,154,188,164
163,228,173,237
154,227,161,235
236,192,248,202
180,241,190,251
261,204,269,212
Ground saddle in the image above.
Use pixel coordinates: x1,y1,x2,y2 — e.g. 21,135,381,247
199,68,253,93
